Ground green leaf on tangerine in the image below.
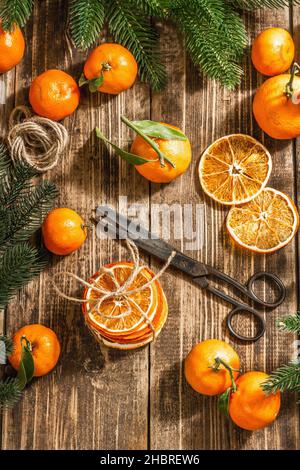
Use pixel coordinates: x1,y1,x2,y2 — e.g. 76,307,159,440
218,388,231,417
17,344,34,390
89,75,104,92
95,128,153,166
131,120,187,141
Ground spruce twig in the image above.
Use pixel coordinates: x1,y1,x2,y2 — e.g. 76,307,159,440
262,313,300,399
0,378,22,409
0,335,14,356
0,336,20,409
0,141,58,309
0,144,58,249
0,243,49,309
128,0,171,17
0,161,37,207
0,0,34,31
0,180,59,248
171,0,246,90
263,363,300,396
0,143,10,181
69,0,105,49
276,313,300,334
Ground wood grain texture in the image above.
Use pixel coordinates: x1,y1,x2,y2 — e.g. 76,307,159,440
0,1,299,450
1,0,150,450
149,6,300,451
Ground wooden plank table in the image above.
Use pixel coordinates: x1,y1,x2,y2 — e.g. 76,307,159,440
0,0,299,450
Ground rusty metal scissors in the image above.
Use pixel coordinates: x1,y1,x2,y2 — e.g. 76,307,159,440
96,206,286,342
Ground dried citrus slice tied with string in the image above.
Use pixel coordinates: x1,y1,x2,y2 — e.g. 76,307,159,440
52,240,172,350
83,262,168,350
84,262,157,333
226,188,299,253
199,134,272,205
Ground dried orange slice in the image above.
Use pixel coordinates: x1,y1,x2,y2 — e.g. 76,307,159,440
100,294,168,350
199,134,272,205
82,261,168,349
226,188,299,253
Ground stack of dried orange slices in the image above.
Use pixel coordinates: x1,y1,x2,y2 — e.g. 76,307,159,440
199,134,299,253
82,261,168,350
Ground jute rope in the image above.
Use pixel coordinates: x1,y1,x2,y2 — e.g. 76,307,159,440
52,239,176,341
7,105,69,172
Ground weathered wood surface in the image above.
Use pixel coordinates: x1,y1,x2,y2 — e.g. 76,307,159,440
0,0,299,450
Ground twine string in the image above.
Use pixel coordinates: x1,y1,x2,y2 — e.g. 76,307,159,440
7,105,69,172
52,239,176,339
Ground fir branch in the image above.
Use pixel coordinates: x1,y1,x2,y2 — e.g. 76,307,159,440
0,146,57,308
0,335,14,356
185,0,226,24
171,0,246,89
0,180,58,247
276,313,300,334
107,0,167,91
0,161,37,208
0,242,48,309
128,0,171,17
262,313,300,398
219,9,247,61
0,143,10,181
69,0,105,50
0,377,22,409
262,363,300,395
0,0,34,31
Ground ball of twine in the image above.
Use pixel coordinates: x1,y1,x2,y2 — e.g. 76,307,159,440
7,105,69,172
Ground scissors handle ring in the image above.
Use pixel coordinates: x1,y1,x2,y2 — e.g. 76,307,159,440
227,306,266,342
247,271,286,308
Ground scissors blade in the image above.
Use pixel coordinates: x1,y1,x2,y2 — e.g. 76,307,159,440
96,206,209,278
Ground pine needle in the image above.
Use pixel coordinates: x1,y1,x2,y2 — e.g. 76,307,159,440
171,0,246,90
0,144,58,309
262,363,300,395
69,0,105,49
0,147,58,248
0,378,22,409
0,242,48,309
219,9,248,61
0,143,10,180
0,0,34,31
0,335,14,357
0,180,59,247
262,313,300,398
107,0,167,91
276,313,300,334
0,161,37,207
128,0,171,17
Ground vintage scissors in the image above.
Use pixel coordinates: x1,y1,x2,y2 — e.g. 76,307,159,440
96,206,286,342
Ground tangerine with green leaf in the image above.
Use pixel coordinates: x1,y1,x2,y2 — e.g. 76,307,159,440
9,324,61,377
42,208,87,256
229,371,281,431
96,117,192,183
82,43,138,94
131,123,192,183
184,339,240,396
